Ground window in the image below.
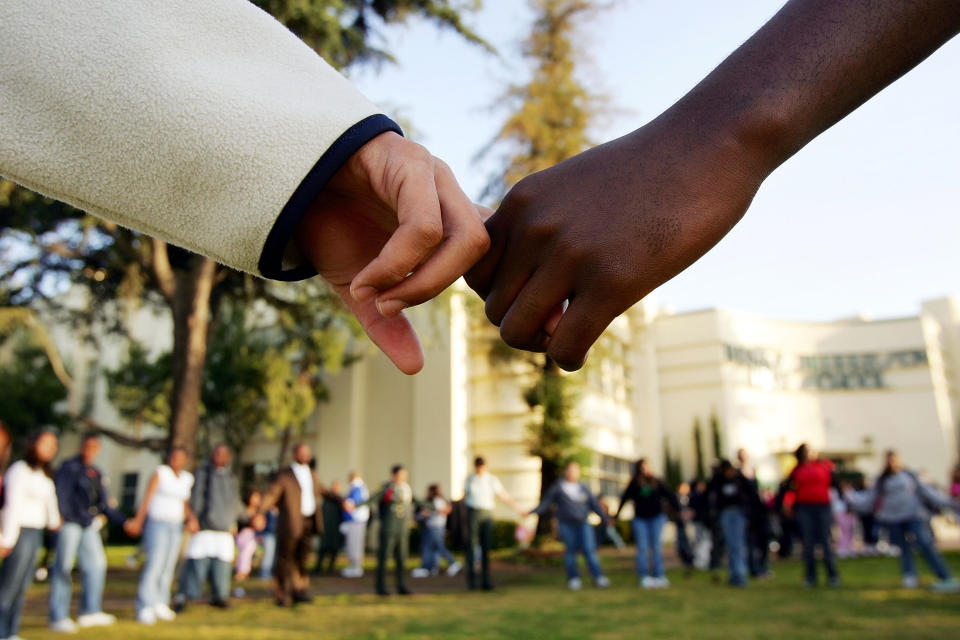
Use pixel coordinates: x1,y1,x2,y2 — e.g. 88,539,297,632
595,454,634,498
120,473,139,513
242,461,279,493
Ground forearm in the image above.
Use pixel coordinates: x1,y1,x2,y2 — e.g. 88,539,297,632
0,0,398,280
667,0,960,176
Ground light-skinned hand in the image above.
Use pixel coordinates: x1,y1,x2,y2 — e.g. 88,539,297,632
297,132,490,375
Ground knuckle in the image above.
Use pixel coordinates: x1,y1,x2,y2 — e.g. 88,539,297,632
433,157,452,175
504,175,539,209
408,142,433,166
464,223,491,256
413,218,444,247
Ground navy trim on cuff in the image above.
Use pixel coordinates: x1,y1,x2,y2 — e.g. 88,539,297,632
258,113,403,281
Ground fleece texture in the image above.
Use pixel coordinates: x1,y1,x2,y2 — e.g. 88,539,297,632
0,0,401,280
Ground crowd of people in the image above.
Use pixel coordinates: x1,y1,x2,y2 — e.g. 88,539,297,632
1,420,959,639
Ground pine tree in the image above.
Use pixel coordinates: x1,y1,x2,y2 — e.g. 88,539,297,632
483,0,603,538
693,417,706,481
710,411,723,461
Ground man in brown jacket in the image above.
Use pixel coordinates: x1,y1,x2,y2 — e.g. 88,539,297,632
260,443,324,606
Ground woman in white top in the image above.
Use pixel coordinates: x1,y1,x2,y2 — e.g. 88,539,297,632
129,447,198,626
0,430,62,640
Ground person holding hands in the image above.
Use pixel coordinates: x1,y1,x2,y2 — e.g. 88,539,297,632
529,461,611,591
0,430,62,640
463,457,524,591
129,446,198,625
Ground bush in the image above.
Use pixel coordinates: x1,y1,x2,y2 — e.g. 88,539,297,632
492,519,519,550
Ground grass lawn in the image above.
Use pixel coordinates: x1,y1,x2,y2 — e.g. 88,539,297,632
16,548,960,639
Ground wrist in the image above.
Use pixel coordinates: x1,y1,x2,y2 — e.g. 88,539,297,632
333,131,405,193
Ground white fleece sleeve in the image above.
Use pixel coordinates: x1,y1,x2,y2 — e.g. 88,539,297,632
0,0,402,280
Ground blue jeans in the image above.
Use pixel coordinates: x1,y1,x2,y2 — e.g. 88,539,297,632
0,527,43,638
884,519,952,581
631,515,666,578
177,556,231,603
259,533,277,579
720,507,748,585
420,525,455,571
49,521,107,622
557,521,603,580
137,519,183,613
795,504,838,584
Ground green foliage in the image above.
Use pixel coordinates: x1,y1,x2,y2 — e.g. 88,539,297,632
523,359,586,471
0,334,69,448
481,1,602,533
710,411,723,461
106,302,337,458
252,0,490,71
105,343,172,429
693,417,706,481
663,438,683,487
481,0,603,200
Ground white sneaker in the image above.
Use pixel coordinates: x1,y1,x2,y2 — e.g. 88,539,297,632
655,576,671,588
137,607,157,626
567,577,583,591
902,575,919,589
446,562,463,577
77,612,116,628
49,618,79,633
595,575,611,588
411,568,431,578
340,567,364,578
931,578,960,593
640,576,656,589
153,604,177,621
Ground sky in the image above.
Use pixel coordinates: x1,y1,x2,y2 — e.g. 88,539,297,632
348,0,960,323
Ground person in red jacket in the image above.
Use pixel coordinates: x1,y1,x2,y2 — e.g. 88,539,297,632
785,444,839,587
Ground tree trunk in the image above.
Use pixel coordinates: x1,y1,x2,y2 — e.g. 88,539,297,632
168,255,218,463
534,356,562,540
276,425,293,468
535,457,559,540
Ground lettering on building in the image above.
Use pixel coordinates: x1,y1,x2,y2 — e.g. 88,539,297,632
724,345,928,390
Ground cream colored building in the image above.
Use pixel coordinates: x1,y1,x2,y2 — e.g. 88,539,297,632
56,291,960,517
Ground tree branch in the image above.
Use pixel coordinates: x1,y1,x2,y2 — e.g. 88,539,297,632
80,418,167,452
151,237,177,301
0,307,74,389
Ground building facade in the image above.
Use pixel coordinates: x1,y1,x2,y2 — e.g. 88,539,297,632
56,292,960,518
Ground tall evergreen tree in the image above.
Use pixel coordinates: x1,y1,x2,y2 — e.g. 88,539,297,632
483,0,603,537
693,417,706,481
710,411,723,461
0,1,489,460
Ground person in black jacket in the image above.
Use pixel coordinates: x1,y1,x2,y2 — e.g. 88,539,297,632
49,433,137,632
615,458,679,588
707,459,756,587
